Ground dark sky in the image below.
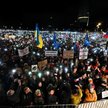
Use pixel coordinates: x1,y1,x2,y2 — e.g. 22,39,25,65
0,0,108,30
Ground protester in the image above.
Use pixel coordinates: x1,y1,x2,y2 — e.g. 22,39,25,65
84,78,97,102
47,84,58,104
34,89,44,105
0,29,107,106
71,85,83,105
21,87,33,106
7,79,21,106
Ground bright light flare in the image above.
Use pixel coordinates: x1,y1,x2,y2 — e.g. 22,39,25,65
64,67,68,73
38,72,42,78
12,69,16,74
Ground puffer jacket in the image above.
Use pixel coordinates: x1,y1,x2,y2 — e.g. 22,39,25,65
84,89,97,102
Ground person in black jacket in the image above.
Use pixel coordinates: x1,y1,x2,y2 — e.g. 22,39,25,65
21,87,33,106
58,81,71,104
0,84,7,106
34,89,44,105
7,79,21,106
47,84,58,104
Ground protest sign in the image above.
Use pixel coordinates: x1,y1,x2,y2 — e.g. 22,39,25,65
79,48,88,60
63,50,74,59
38,59,48,70
45,51,58,56
31,65,38,72
18,46,29,57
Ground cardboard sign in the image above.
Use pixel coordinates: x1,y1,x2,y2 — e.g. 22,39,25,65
31,65,38,72
79,48,88,60
38,59,48,70
45,51,58,56
63,51,74,59
102,90,108,98
18,46,29,57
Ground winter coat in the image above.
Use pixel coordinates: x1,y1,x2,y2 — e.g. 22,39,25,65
47,95,57,104
21,92,33,106
71,88,83,105
84,89,97,102
34,95,44,105
7,86,21,106
58,81,71,104
0,89,7,106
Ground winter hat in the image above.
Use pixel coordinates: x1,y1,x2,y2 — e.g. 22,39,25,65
7,89,15,96
35,89,41,96
47,83,55,92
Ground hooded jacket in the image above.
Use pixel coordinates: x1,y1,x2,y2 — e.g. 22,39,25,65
84,89,97,102
71,88,83,105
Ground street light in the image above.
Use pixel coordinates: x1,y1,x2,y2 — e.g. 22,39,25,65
96,22,102,29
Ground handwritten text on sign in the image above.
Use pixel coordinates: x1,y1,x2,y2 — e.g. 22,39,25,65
38,59,48,70
45,51,58,56
79,48,88,60
63,51,74,59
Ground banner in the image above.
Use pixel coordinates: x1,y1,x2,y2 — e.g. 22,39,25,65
31,65,38,72
79,48,88,60
18,46,29,57
102,90,108,98
45,51,58,56
63,50,74,59
38,59,48,70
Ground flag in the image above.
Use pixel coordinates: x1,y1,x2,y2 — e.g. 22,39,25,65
37,35,43,48
35,24,40,45
84,33,91,47
85,33,89,41
53,33,60,49
73,43,77,53
35,24,43,48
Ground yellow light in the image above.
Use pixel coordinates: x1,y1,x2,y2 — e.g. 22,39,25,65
96,22,102,29
98,22,102,26
78,16,89,19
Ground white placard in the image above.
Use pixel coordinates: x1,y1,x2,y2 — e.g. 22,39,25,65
102,90,108,98
79,48,88,60
18,46,29,57
45,51,58,56
31,65,38,72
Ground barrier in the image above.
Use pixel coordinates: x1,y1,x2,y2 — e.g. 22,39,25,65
11,99,108,108
0,106,12,108
16,104,77,108
78,99,108,108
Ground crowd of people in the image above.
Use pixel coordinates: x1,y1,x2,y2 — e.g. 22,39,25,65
0,29,108,107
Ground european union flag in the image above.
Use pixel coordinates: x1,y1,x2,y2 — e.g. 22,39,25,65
84,33,91,47
53,33,60,49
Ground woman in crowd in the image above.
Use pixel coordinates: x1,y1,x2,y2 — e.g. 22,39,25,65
47,84,58,104
21,87,33,106
71,85,83,105
34,89,44,105
84,78,97,102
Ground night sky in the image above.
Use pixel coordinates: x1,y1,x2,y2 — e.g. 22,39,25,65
0,0,108,30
